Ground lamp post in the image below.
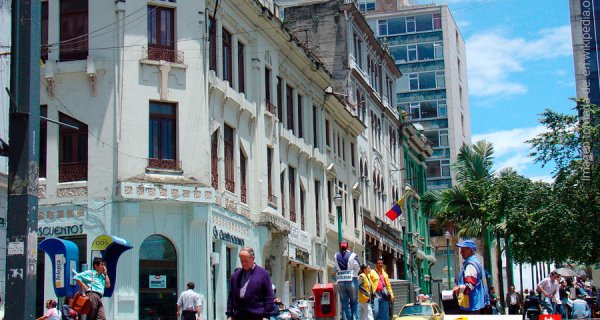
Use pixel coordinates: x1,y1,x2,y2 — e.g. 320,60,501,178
445,231,452,290
334,192,343,244
400,216,408,280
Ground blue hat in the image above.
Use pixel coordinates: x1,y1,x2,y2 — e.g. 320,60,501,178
456,239,477,251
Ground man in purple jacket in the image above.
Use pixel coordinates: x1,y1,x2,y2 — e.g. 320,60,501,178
227,247,275,320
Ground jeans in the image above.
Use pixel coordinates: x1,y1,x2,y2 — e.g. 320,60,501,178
359,302,374,320
541,297,555,314
338,278,359,320
556,303,566,318
373,292,390,320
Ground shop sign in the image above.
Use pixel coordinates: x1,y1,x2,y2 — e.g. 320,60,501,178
55,254,65,289
295,248,309,265
38,224,84,237
149,275,167,289
212,226,245,246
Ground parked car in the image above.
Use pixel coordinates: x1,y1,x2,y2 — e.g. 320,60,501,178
393,302,445,320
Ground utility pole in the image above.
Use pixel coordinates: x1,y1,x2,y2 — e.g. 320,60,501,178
5,0,41,318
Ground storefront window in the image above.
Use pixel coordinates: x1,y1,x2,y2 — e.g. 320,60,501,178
139,234,178,320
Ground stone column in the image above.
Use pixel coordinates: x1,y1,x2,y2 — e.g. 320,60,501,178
114,202,139,320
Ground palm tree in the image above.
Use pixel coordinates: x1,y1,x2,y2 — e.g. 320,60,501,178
422,140,496,286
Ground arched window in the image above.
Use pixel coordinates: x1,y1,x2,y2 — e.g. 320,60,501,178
139,234,178,320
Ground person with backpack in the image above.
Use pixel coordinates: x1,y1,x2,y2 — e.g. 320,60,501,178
452,240,486,314
335,240,360,320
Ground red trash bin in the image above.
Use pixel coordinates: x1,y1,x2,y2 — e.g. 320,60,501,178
312,283,336,318
538,315,561,320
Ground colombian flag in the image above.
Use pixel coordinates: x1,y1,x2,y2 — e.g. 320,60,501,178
385,193,407,221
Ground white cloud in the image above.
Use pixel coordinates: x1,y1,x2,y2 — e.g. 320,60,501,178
466,25,573,97
528,175,554,184
473,126,547,173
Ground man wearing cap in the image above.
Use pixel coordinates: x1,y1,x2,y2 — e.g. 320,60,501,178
452,240,486,314
335,240,360,320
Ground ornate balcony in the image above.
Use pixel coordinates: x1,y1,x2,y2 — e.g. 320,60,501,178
241,186,247,204
211,171,219,189
147,158,181,171
268,194,278,208
265,100,277,116
225,178,235,193
59,162,87,182
144,46,184,64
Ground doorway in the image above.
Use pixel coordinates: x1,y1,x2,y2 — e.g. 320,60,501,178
139,234,178,320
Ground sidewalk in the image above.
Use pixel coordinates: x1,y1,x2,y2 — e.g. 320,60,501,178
445,315,523,320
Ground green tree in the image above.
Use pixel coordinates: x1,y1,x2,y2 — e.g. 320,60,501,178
422,140,496,284
526,100,600,264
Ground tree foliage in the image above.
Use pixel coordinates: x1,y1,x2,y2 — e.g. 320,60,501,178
524,100,600,264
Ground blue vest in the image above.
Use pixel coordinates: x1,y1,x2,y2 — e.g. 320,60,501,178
458,255,486,311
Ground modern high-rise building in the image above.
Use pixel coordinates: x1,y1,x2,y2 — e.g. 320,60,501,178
362,0,471,296
363,1,471,191
570,0,600,162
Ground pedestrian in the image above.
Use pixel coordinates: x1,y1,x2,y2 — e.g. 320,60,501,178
226,247,275,320
571,295,591,319
452,239,486,314
73,257,110,320
537,271,560,314
369,256,394,320
36,299,60,320
357,264,374,320
335,240,360,320
61,296,79,320
559,280,571,319
177,282,202,320
489,286,500,314
506,285,522,314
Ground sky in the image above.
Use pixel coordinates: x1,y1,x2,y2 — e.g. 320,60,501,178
0,1,577,181
441,0,576,182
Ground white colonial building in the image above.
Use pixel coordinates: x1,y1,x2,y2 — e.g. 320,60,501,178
35,0,363,319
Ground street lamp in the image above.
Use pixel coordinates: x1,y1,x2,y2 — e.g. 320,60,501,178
445,231,452,290
400,216,408,280
334,192,343,244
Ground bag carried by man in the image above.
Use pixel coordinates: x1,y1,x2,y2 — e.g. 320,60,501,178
70,292,91,315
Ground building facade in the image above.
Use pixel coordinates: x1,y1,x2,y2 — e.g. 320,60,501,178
363,1,471,191
362,1,471,298
281,1,434,301
35,0,362,319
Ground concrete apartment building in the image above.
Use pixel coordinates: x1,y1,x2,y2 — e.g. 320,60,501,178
361,0,471,293
33,0,364,318
279,0,436,304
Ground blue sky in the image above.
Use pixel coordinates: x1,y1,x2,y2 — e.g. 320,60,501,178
443,0,576,182
0,1,576,181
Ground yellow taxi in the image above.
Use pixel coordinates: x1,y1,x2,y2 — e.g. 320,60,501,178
393,302,445,320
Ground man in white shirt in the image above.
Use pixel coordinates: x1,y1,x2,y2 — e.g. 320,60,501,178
177,282,202,320
537,271,560,314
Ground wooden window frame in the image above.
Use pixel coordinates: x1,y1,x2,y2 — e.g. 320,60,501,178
222,27,233,83
224,125,235,192
238,41,245,93
59,112,88,182
60,0,88,61
148,102,178,170
147,5,175,62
